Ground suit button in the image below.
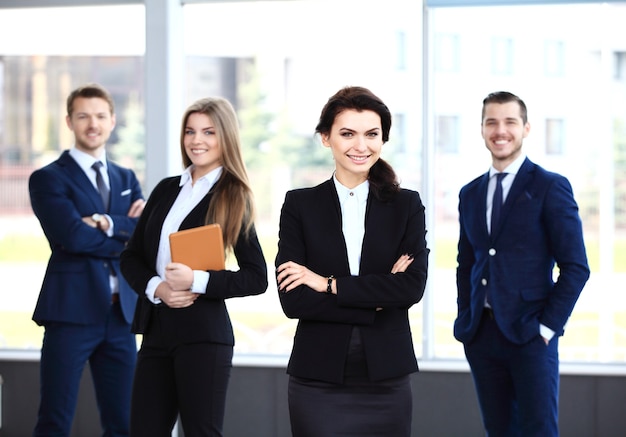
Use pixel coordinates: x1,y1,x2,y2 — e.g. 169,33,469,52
489,248,496,256
481,278,487,286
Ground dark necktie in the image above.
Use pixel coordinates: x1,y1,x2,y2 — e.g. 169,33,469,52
92,161,110,212
490,172,507,234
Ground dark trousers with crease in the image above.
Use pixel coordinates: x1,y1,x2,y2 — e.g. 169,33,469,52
130,309,233,437
34,301,136,437
464,311,560,437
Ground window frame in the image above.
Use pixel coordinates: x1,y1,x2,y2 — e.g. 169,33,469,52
1,0,625,376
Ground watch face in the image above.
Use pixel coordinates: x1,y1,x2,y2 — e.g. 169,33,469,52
92,213,102,222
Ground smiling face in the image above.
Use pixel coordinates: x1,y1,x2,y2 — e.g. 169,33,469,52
481,101,530,171
183,112,223,178
321,109,383,188
65,97,115,157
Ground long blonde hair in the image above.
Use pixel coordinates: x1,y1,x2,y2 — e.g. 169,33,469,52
179,97,256,250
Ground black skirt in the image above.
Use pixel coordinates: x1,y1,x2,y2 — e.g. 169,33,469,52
288,327,413,437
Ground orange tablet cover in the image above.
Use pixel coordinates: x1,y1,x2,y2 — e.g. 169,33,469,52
169,223,225,271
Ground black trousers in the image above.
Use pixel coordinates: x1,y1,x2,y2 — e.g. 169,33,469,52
130,311,233,437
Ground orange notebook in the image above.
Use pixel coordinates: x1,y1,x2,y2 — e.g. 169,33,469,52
169,223,225,271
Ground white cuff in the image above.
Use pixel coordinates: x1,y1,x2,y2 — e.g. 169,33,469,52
190,271,210,294
104,214,114,237
146,276,162,304
540,323,555,341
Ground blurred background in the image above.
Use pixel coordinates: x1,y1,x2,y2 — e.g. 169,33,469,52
0,0,624,366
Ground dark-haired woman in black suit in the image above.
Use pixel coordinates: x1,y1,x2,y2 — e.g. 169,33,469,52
276,86,429,436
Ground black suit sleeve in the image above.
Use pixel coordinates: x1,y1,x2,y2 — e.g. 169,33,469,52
338,190,428,309
203,224,268,300
276,187,428,324
276,188,376,324
120,178,175,297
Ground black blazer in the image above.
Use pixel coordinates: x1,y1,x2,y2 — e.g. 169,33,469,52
276,178,429,383
120,176,268,345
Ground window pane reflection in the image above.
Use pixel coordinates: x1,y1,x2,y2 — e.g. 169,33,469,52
183,0,425,356
0,4,145,349
0,1,425,357
431,3,626,362
2,1,624,365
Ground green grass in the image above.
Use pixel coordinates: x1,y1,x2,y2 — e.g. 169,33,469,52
0,312,44,349
1,232,624,271
0,233,51,262
435,237,626,272
1,232,624,354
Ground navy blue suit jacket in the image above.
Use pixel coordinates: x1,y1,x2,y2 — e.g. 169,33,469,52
276,178,429,383
29,150,143,326
454,158,590,345
120,176,268,344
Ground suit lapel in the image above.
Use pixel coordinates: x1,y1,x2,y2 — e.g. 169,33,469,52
321,178,343,223
493,158,534,239
153,179,184,230
319,178,350,272
362,196,387,256
59,150,103,211
476,172,490,240
106,163,137,215
107,163,120,213
180,190,214,230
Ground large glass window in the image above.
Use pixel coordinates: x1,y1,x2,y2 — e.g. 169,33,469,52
1,1,625,367
0,4,146,349
182,0,425,355
0,1,426,356
429,2,626,362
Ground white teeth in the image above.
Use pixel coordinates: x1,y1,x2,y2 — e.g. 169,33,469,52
349,155,368,161
495,140,508,145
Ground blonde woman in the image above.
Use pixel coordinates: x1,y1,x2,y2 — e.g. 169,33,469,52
121,97,268,437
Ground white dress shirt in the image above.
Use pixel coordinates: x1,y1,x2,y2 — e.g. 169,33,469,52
145,166,223,303
69,147,117,295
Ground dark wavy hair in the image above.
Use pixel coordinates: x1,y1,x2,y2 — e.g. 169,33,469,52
315,86,400,201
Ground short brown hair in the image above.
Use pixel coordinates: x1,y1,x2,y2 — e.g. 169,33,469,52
66,83,115,117
482,91,528,124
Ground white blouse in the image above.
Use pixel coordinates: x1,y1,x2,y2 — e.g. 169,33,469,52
333,175,369,276
145,166,222,303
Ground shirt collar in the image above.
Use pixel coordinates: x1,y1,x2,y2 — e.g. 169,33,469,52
490,153,525,178
333,174,369,205
180,165,223,189
69,147,107,173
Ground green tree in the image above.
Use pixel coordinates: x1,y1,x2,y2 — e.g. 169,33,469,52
237,61,333,222
111,91,145,185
